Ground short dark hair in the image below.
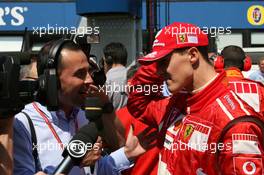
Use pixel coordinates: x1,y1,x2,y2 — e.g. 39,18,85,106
103,42,127,66
37,40,82,76
221,45,245,70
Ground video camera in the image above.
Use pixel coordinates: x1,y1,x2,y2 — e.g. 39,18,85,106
0,53,37,116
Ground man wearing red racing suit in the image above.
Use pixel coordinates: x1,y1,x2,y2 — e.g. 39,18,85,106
127,22,264,174
217,45,264,116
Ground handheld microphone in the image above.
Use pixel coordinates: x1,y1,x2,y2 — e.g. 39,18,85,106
53,122,99,175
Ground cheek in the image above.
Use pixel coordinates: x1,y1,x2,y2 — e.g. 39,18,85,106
60,77,83,93
166,60,193,84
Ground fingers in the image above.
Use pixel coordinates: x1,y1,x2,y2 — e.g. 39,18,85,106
80,147,102,167
127,125,134,140
96,136,102,143
80,136,103,167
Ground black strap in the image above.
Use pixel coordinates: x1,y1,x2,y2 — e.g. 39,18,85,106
215,116,264,174
21,111,42,172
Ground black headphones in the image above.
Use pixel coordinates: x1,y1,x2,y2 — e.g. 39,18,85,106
38,39,74,111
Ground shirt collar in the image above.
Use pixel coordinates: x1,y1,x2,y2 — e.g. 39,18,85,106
55,107,80,121
225,67,243,78
106,66,126,76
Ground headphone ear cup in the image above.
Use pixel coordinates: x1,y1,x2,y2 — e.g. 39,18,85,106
243,55,252,71
214,56,224,71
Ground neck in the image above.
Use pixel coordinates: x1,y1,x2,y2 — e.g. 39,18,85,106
106,64,125,73
192,62,217,93
59,103,73,119
111,64,124,68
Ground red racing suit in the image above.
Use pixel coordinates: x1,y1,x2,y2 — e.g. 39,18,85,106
127,63,264,175
226,67,264,116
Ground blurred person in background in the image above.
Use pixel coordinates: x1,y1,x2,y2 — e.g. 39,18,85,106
0,115,14,175
102,42,128,110
249,57,264,84
216,45,264,116
19,55,38,81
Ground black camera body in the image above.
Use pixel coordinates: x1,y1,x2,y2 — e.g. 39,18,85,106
0,55,37,116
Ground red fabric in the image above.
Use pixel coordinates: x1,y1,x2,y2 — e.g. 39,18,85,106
226,68,264,116
138,22,208,64
116,107,160,175
127,64,264,175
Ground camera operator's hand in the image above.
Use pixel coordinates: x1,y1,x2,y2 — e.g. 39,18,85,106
0,117,14,175
80,136,103,167
124,125,157,160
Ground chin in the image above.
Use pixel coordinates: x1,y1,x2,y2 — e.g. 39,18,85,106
168,85,182,95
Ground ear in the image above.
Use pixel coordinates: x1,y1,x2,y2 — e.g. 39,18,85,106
187,47,199,65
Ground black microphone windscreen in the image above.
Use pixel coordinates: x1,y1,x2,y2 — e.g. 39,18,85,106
71,122,99,146
83,97,103,121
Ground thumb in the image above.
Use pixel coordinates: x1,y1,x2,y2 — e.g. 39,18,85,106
127,125,134,140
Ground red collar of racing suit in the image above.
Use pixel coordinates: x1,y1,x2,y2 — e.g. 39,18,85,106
186,71,229,115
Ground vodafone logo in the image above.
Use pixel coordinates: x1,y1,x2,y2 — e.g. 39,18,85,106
243,161,256,175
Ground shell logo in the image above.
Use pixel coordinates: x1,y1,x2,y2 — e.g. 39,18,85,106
247,5,264,26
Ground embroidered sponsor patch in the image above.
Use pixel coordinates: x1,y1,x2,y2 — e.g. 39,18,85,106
164,115,184,150
183,124,194,140
229,82,260,112
179,119,211,152
232,134,261,155
233,157,263,175
176,34,198,44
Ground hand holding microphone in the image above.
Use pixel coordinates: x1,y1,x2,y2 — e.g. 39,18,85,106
53,122,100,175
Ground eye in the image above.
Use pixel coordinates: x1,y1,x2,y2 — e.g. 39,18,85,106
88,67,96,75
74,69,87,80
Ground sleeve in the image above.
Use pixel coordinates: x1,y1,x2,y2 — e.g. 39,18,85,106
249,72,257,81
96,147,133,175
258,84,264,116
13,115,36,175
127,63,167,126
218,122,264,175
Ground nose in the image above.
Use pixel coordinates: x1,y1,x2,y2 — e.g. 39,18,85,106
84,72,94,85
